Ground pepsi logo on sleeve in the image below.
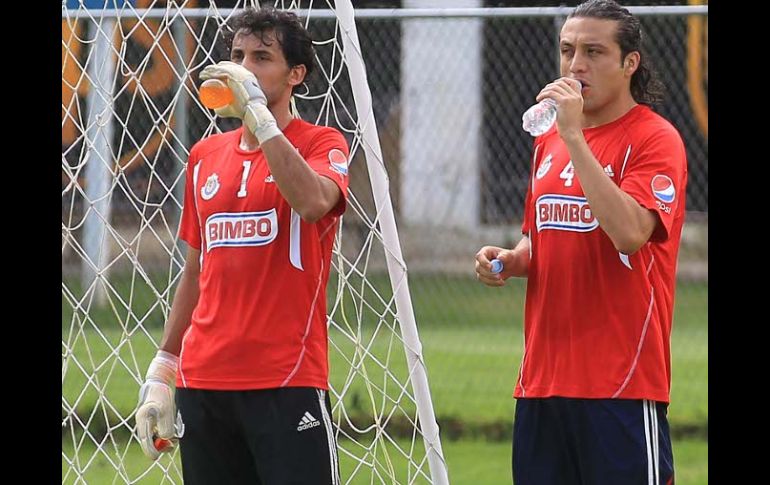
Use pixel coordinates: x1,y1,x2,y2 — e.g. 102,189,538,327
328,149,348,176
651,175,675,203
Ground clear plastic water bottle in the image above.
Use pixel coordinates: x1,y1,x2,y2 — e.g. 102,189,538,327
521,81,581,136
490,259,504,275
522,99,558,136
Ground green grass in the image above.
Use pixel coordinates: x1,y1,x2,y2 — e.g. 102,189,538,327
444,438,708,485
62,436,436,484
328,274,707,428
61,322,705,432
62,437,707,484
673,438,709,485
63,272,707,481
63,274,706,428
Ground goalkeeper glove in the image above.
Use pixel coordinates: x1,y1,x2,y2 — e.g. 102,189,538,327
199,61,282,144
136,350,181,460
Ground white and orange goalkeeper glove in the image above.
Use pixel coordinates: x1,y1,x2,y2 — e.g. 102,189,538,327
136,350,181,460
199,61,282,144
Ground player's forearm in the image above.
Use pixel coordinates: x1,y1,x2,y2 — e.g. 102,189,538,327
260,135,339,222
562,133,654,254
505,236,531,278
159,250,200,356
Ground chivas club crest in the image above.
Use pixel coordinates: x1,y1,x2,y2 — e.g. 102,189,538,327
201,173,220,200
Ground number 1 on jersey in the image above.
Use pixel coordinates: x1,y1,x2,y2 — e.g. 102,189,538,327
237,161,252,198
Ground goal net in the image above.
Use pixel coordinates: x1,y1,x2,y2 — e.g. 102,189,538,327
61,1,448,483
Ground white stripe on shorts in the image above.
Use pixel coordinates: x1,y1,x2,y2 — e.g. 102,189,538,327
317,389,340,485
651,401,660,484
643,400,662,484
643,400,654,485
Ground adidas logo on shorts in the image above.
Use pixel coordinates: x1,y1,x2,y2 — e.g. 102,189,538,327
297,411,321,432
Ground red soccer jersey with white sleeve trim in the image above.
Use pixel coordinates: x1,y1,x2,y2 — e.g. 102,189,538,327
176,118,349,390
515,105,688,403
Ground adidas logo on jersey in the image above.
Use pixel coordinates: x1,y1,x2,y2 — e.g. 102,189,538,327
297,411,321,432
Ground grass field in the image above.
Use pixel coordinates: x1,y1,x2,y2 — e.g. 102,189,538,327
62,437,707,484
63,273,707,483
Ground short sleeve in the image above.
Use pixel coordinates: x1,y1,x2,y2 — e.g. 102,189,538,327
178,145,202,250
304,128,350,217
619,127,688,242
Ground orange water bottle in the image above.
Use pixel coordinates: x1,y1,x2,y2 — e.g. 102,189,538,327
199,78,234,109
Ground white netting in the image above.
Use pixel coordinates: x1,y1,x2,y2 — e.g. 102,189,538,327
62,1,447,483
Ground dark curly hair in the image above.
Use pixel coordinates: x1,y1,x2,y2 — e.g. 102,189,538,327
569,0,666,105
222,8,315,94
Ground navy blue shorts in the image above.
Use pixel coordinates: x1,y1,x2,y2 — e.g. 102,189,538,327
513,397,674,485
176,387,340,485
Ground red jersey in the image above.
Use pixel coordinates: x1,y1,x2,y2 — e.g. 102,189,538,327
516,105,688,403
176,119,349,391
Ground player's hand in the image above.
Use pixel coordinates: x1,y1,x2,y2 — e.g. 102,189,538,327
199,61,266,117
199,61,281,143
535,77,583,138
135,351,179,460
475,246,510,287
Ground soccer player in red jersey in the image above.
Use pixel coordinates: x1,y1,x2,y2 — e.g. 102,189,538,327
135,8,347,484
475,1,687,483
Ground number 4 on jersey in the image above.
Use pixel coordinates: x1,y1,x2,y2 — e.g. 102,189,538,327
560,161,575,187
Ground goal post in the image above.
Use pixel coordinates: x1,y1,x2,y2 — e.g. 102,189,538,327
335,2,448,483
61,1,449,484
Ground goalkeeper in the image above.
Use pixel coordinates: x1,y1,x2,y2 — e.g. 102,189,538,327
135,7,348,484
